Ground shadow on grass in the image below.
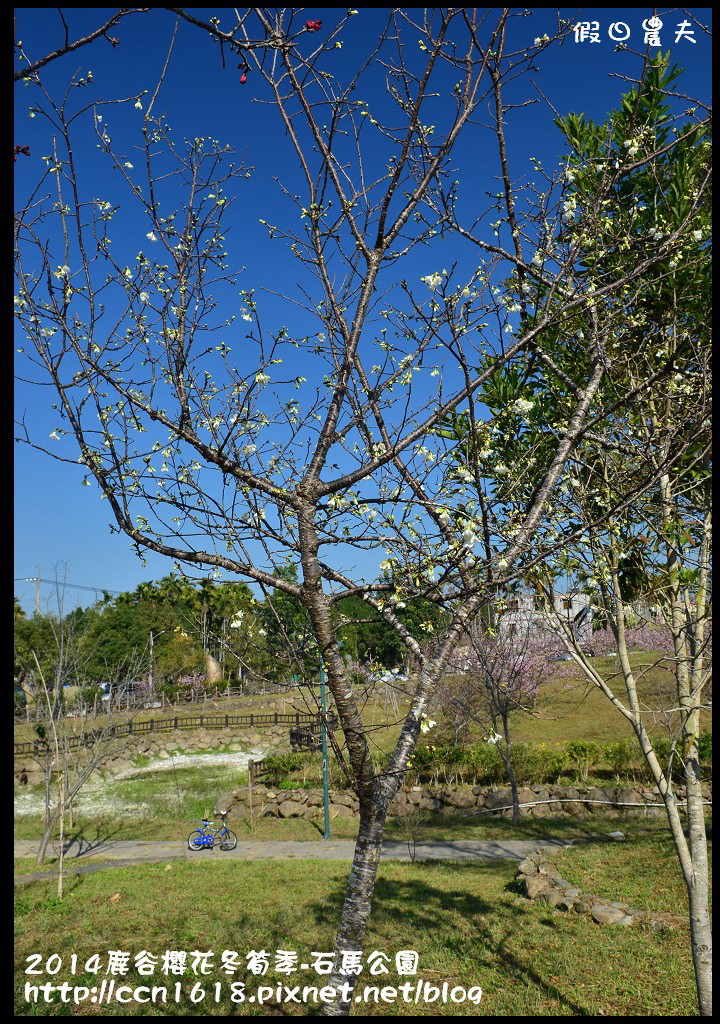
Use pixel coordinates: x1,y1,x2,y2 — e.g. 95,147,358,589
387,810,676,845
300,866,593,1016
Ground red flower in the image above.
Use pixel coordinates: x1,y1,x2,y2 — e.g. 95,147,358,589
240,73,247,85
305,20,322,32
14,144,31,162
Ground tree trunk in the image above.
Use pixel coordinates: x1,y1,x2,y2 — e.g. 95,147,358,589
500,715,521,825
688,873,712,1015
37,805,61,865
685,737,712,1015
319,796,389,1016
57,770,65,899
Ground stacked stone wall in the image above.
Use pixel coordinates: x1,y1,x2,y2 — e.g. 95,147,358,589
13,726,288,786
214,781,711,821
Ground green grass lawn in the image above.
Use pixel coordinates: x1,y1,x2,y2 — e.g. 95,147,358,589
15,827,706,1017
16,653,710,1015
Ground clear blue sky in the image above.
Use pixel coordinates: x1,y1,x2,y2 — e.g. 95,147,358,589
14,8,712,615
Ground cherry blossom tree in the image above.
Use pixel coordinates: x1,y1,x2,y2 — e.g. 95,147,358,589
442,621,561,823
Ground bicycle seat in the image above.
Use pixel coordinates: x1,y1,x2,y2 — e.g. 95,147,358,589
201,820,214,825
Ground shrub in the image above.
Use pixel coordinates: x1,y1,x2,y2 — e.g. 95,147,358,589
604,739,641,782
465,743,504,785
565,740,600,782
405,745,435,787
157,682,183,703
508,742,545,785
434,743,467,785
261,752,308,786
544,749,569,778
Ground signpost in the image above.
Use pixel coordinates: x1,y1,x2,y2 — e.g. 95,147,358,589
291,669,332,840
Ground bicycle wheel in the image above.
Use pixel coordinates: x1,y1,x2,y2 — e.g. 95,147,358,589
188,829,209,851
219,829,237,851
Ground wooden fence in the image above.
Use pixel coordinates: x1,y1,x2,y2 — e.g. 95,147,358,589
14,711,320,757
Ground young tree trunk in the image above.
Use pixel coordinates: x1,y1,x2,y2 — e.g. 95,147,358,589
57,769,65,899
687,869,712,1016
684,735,712,1016
500,714,521,826
37,805,61,865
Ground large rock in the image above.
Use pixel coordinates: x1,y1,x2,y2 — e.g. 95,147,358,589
553,785,580,800
537,889,563,908
530,785,551,804
419,796,444,812
215,792,236,815
444,789,476,809
524,874,552,899
586,787,617,810
277,789,308,805
556,897,576,912
278,800,305,818
591,904,626,926
332,792,357,809
483,789,513,811
516,858,539,876
330,803,356,819
614,788,641,809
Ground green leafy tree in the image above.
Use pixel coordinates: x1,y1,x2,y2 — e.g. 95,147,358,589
15,16,711,1016
80,599,179,683
466,56,711,1014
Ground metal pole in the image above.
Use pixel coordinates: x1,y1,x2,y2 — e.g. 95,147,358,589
319,662,331,840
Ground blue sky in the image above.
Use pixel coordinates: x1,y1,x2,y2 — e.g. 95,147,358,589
14,8,712,615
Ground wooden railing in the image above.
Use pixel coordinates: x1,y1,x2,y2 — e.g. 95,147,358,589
14,711,320,757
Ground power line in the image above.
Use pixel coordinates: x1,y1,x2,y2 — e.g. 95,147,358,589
14,577,123,595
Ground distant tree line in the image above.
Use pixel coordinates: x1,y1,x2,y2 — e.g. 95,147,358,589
14,570,447,700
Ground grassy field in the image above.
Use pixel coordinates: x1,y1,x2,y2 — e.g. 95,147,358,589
16,651,708,750
15,825,705,1017
15,656,711,1017
14,648,711,846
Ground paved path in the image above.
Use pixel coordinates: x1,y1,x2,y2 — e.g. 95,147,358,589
15,837,574,884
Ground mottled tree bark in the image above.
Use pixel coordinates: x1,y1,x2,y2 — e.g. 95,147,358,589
319,793,391,1015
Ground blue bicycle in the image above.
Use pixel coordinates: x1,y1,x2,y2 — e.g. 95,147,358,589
187,812,237,851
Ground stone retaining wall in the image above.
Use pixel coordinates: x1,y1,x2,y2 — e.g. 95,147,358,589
215,781,712,821
14,726,289,786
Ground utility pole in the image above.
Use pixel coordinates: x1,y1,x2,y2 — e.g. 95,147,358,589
319,662,331,841
35,565,41,615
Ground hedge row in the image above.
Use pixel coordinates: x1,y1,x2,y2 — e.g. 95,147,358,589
260,733,712,790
